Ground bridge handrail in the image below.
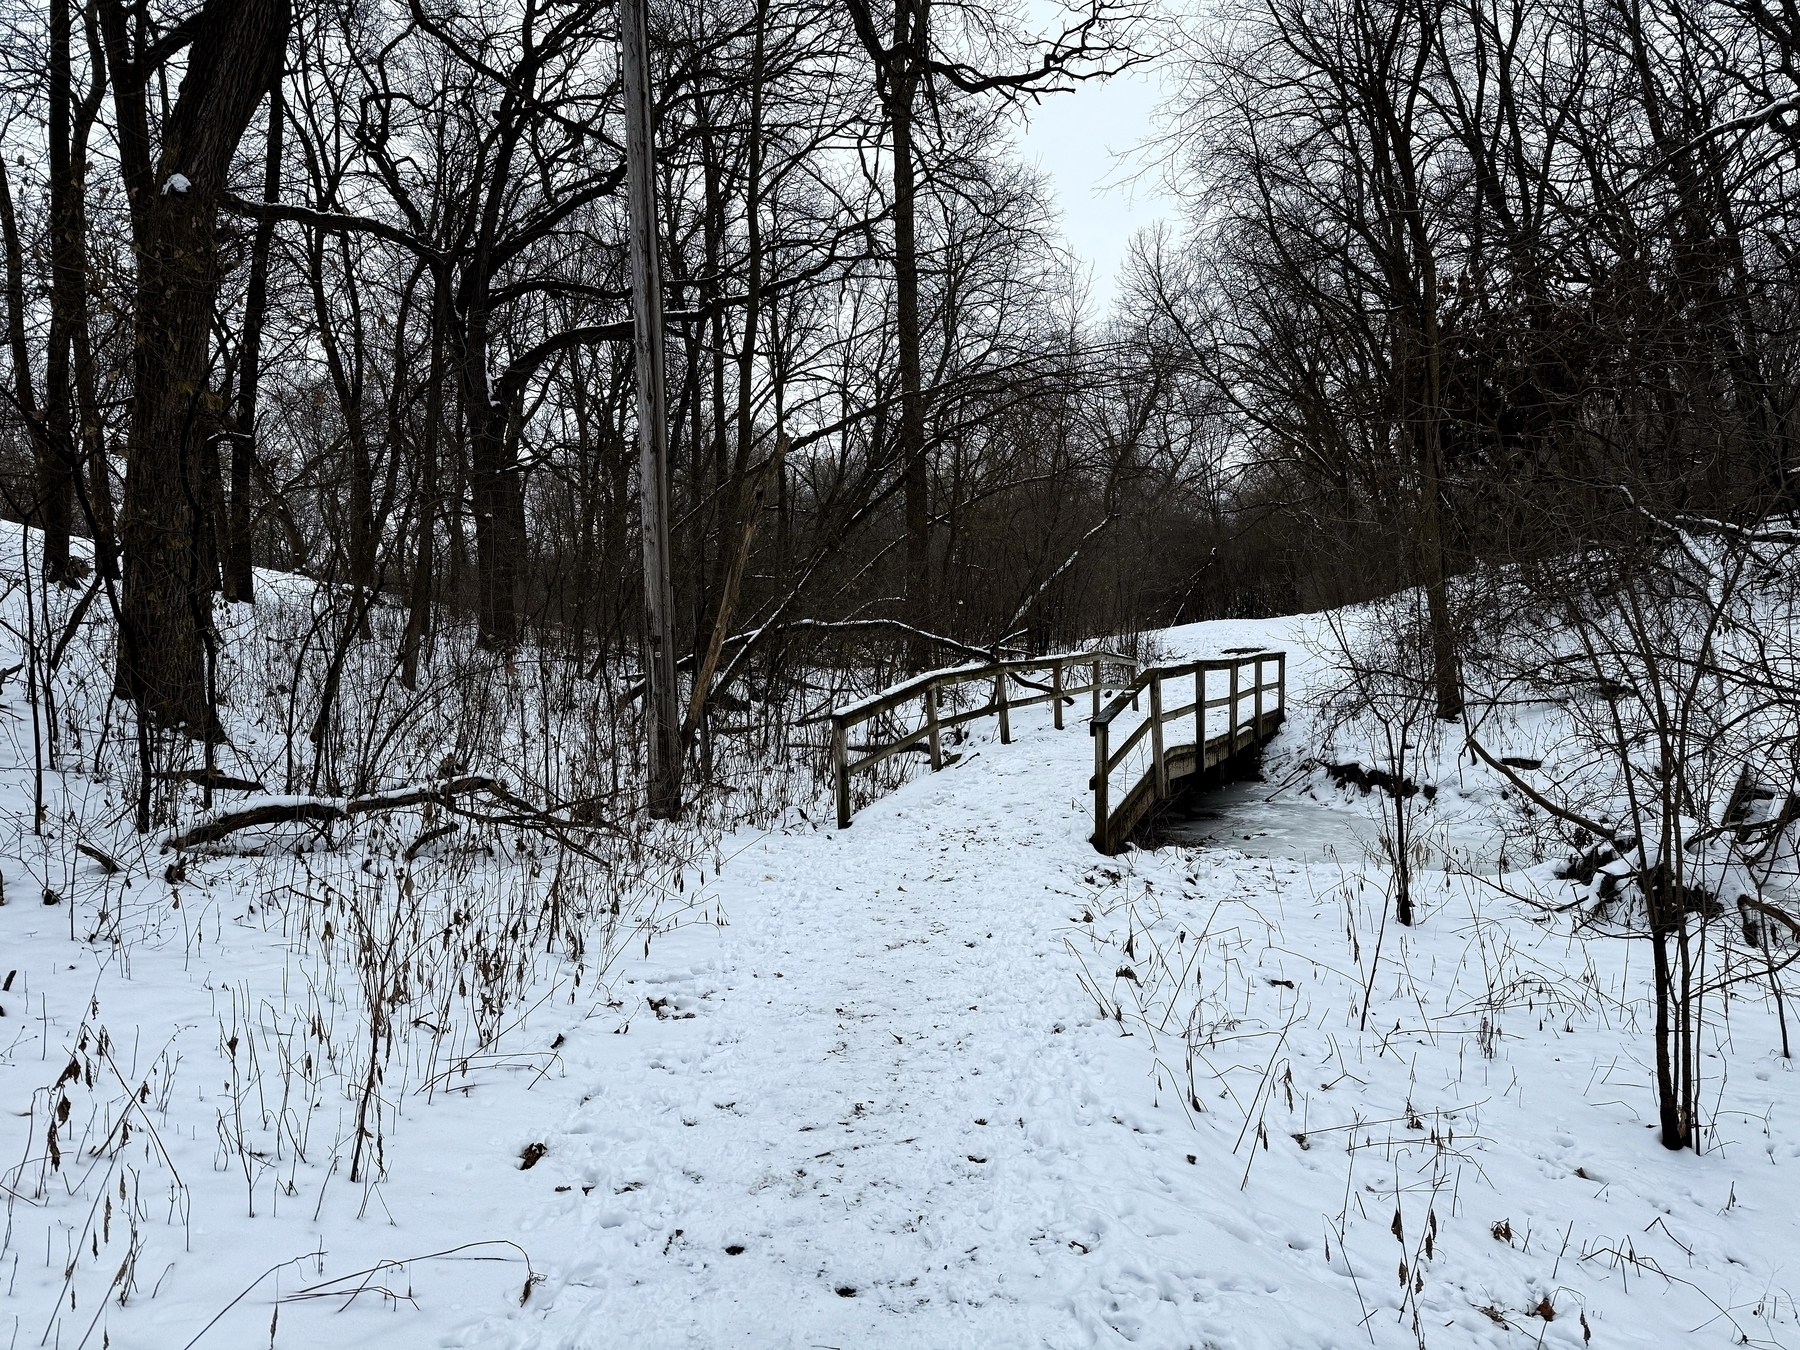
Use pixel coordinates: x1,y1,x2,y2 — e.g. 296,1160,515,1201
830,648,1136,829
1089,650,1287,853
1092,651,1287,728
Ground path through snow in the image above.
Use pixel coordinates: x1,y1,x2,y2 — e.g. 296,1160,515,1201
473,692,1368,1349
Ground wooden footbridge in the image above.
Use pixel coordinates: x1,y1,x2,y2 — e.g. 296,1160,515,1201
829,647,1286,853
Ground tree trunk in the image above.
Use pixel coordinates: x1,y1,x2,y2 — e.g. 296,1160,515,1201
105,0,291,729
465,402,523,649
72,0,117,580
890,3,931,664
310,232,376,603
1411,231,1461,721
0,160,47,536
41,0,76,583
399,276,446,688
228,84,282,604
621,0,683,817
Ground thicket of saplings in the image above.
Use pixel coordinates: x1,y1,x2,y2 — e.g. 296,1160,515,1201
1300,485,1800,1161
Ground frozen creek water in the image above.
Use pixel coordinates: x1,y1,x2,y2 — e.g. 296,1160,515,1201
1159,776,1517,875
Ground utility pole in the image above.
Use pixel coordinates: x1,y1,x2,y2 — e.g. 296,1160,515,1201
620,0,682,818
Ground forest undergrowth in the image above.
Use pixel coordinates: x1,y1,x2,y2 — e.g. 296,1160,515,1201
0,518,1014,1347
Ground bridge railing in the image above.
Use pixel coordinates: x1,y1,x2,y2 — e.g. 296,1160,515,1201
1090,651,1287,853
830,649,1136,829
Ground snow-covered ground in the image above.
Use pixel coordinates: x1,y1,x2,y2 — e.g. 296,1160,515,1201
4,561,1799,1348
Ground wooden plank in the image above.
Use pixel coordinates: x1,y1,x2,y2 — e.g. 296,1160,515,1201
832,648,1137,830
846,724,932,776
1093,687,1140,727
1105,773,1160,853
834,661,986,725
1195,668,1205,762
939,701,1001,731
834,649,1128,728
1095,704,1286,855
1106,717,1153,774
1161,744,1199,782
1229,662,1239,757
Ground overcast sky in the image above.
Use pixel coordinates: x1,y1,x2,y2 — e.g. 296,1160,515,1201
1011,65,1177,315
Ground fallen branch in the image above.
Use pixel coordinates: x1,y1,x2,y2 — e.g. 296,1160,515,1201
47,576,103,673
167,799,346,849
404,822,459,861
164,776,551,850
75,842,123,874
1741,894,1800,942
682,441,785,751
155,768,267,793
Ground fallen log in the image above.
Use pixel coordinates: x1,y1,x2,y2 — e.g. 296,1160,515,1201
167,799,347,849
404,823,459,861
76,842,124,874
156,768,268,793
164,776,605,851
166,777,496,849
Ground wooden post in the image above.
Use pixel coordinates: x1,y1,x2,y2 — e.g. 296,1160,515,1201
925,683,942,770
621,0,681,819
1277,651,1286,721
1254,656,1265,738
1196,665,1204,754
1052,660,1064,730
996,667,1011,744
1150,673,1167,799
832,716,851,829
1092,716,1110,850
1091,658,1102,721
1228,661,1240,756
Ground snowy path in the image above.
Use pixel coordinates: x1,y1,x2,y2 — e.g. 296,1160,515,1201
450,693,1370,1349
420,630,1800,1350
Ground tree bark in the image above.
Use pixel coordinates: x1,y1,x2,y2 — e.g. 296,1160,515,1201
1412,261,1461,721
227,84,283,604
621,0,683,817
890,0,931,664
73,1,117,580
41,0,76,583
399,276,446,688
0,161,47,531
104,0,291,729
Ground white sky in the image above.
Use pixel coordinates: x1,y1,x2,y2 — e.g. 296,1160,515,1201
1011,65,1177,316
